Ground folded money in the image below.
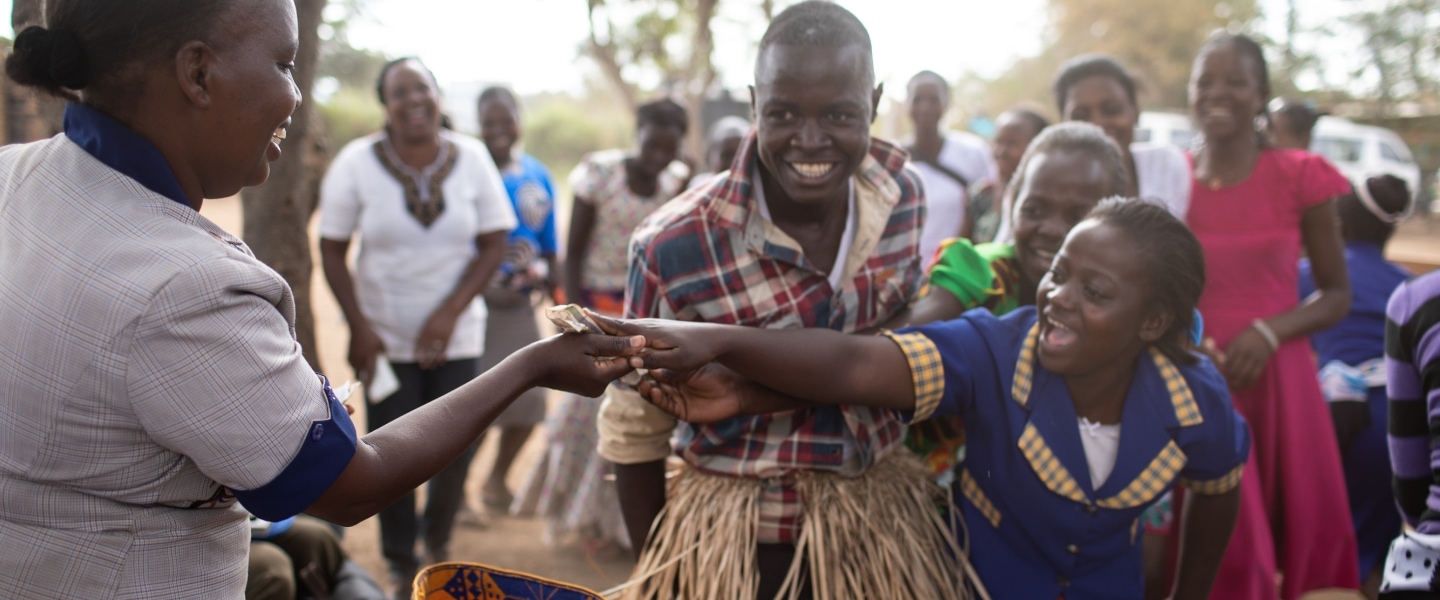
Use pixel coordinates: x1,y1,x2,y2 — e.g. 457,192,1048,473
545,304,604,334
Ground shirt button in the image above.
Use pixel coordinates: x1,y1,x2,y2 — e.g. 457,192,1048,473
1066,544,1079,555
1084,504,1098,516
1057,576,1070,588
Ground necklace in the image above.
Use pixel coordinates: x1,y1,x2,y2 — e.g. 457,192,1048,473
1205,176,1224,191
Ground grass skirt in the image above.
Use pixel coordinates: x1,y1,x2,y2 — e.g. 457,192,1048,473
607,451,980,599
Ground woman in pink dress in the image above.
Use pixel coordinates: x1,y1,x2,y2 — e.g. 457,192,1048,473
1180,33,1359,599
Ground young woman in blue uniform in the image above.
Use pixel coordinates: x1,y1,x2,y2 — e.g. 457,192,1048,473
600,199,1249,599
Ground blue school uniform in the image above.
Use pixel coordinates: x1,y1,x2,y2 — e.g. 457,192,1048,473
1299,241,1409,578
889,307,1250,599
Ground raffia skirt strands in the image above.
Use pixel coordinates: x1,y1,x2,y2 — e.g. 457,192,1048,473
607,451,982,600
479,288,546,427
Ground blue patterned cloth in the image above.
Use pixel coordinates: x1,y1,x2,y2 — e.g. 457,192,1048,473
413,562,602,600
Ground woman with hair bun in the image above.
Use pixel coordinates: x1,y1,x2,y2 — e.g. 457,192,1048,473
0,1,644,597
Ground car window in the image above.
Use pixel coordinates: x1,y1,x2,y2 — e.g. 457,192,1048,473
1171,130,1194,150
1314,136,1362,163
1380,141,1413,163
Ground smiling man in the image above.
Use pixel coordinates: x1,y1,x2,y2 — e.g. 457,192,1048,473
595,2,965,598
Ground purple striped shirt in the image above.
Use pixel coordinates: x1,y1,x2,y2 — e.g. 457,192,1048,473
1385,270,1440,534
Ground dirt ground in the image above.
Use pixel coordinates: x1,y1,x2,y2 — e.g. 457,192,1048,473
199,196,1440,597
199,197,634,596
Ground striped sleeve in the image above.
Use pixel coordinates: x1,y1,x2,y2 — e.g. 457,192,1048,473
1385,273,1440,531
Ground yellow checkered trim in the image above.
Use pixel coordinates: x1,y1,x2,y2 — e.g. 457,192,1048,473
1010,323,1040,409
959,469,1001,528
1096,440,1187,509
1149,347,1203,427
882,330,946,422
1017,423,1088,503
1180,463,1244,495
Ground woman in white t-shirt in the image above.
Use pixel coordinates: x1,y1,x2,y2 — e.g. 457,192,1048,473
998,55,1192,248
1053,55,1191,218
317,57,516,594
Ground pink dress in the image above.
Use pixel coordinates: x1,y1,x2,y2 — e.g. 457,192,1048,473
1184,149,1359,599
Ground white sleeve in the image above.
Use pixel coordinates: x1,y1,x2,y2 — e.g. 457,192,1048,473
317,141,365,241
1133,144,1193,219
464,140,518,236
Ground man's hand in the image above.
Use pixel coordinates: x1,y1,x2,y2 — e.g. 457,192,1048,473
638,364,749,424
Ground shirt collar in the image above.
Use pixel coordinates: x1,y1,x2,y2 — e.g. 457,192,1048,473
63,103,191,209
717,130,910,270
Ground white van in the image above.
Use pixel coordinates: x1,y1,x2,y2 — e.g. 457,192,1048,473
1135,111,1422,201
1310,116,1422,201
1135,111,1195,150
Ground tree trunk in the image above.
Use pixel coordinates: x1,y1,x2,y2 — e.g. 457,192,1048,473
682,0,719,158
7,0,62,143
240,0,327,369
585,0,638,112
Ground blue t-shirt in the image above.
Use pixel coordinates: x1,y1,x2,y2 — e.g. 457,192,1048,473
891,307,1250,599
497,154,558,282
1300,241,1410,367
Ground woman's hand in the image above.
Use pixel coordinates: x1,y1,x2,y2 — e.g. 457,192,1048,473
348,324,386,388
588,313,726,373
526,331,648,397
638,364,750,424
415,307,461,370
1220,328,1275,390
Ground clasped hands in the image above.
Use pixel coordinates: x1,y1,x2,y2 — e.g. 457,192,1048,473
571,312,755,424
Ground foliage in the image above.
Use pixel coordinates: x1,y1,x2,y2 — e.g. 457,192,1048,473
317,86,385,150
522,90,634,179
1343,0,1440,110
959,0,1258,119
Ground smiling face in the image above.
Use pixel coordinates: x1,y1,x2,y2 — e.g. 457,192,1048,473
479,98,519,166
381,59,442,144
751,43,879,208
1035,220,1162,376
1010,149,1114,292
198,0,301,196
1189,41,1268,143
1063,75,1137,151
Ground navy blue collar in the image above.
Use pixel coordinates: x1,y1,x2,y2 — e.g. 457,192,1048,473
63,103,192,209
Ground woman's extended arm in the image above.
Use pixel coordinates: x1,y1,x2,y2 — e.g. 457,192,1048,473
414,230,509,369
306,332,644,526
563,200,598,305
597,315,917,411
320,238,384,386
1169,487,1241,600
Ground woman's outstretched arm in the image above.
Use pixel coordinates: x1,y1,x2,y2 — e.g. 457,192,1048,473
595,314,917,411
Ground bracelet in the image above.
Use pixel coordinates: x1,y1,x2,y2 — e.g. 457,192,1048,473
1250,319,1280,352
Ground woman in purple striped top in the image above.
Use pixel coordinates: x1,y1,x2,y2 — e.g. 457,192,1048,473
1381,268,1440,598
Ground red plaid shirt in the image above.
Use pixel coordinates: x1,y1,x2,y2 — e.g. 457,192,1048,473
622,132,924,543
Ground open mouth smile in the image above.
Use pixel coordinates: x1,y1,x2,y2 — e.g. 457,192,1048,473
789,162,836,179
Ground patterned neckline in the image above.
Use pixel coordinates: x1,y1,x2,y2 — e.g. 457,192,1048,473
372,137,460,227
